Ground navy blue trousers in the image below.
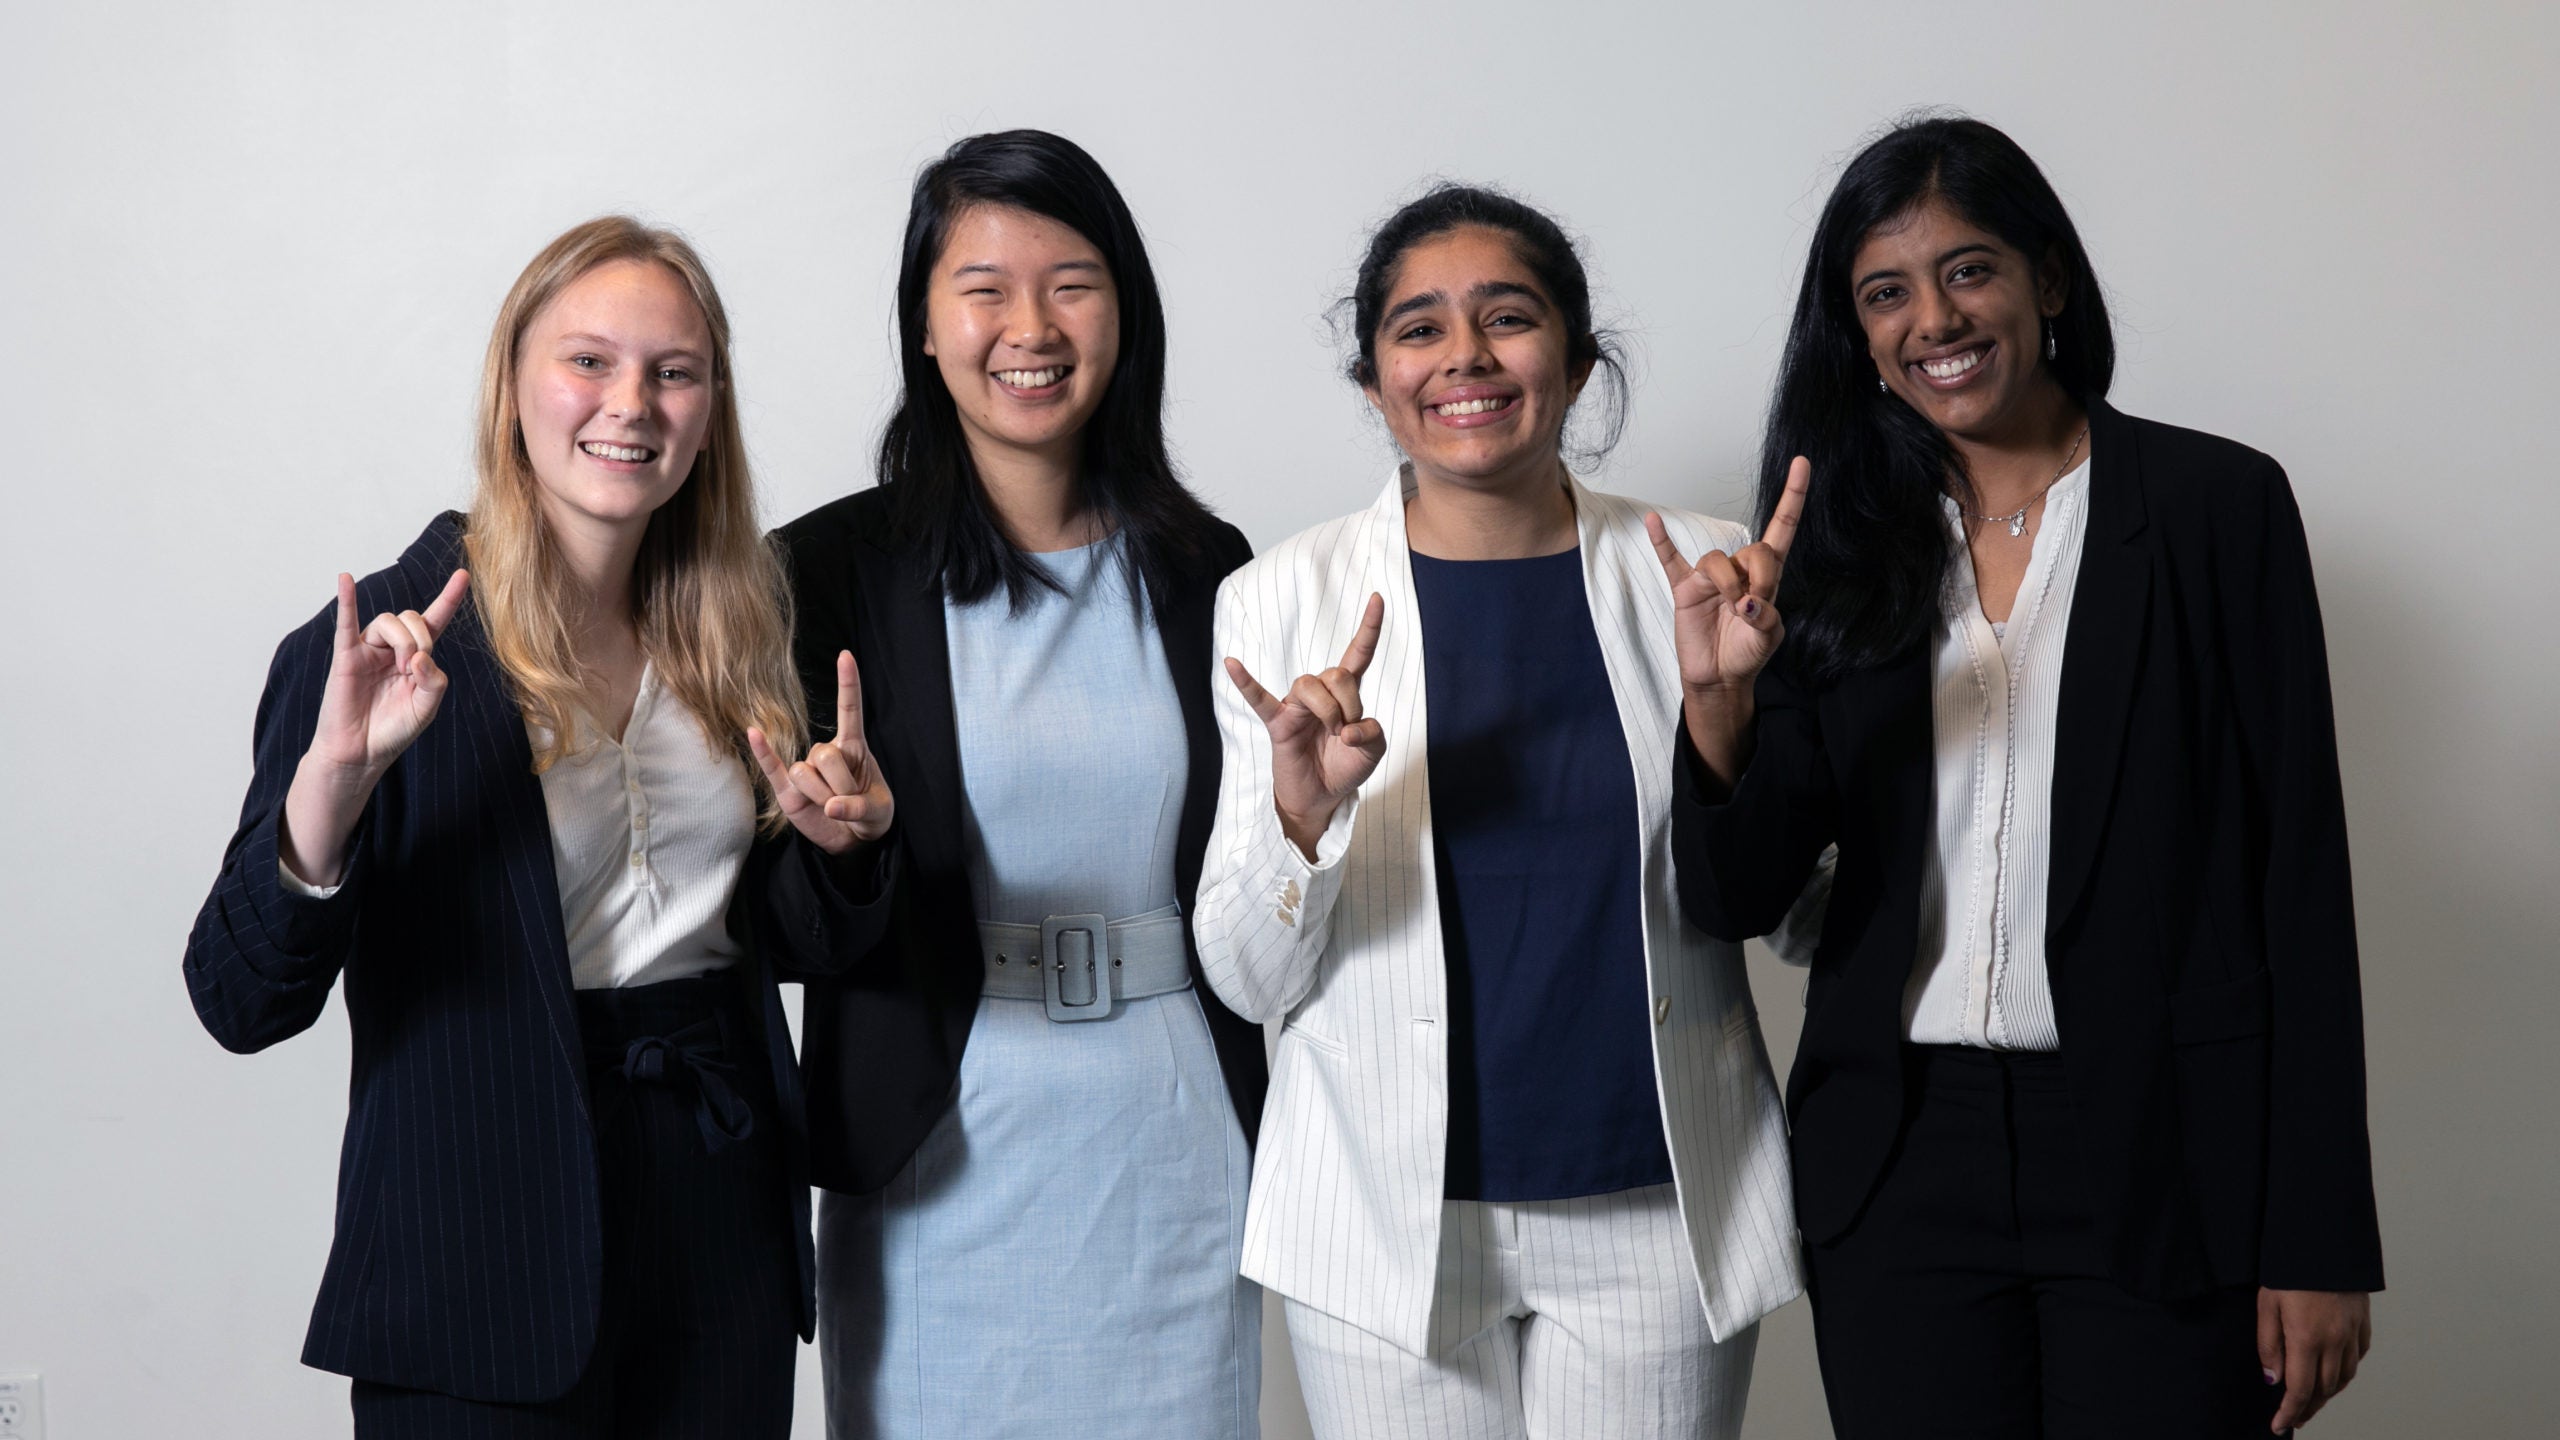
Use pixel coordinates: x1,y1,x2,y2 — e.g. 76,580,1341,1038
1806,1045,2285,1439
352,973,799,1439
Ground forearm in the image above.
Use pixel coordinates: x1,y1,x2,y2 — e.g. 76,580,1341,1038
1679,683,1757,801
281,754,383,888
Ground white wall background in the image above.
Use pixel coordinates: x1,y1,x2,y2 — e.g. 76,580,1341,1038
4,1,2554,1434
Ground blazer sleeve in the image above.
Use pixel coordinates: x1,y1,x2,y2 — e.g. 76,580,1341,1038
1190,568,1361,1023
183,612,374,1054
2228,460,2385,1291
1671,649,1841,943
754,829,902,979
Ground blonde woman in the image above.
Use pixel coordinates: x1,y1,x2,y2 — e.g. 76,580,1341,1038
183,216,893,1437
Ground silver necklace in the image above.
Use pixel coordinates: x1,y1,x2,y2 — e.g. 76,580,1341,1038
1965,426,2087,538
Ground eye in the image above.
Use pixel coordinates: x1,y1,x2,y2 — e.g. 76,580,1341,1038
1487,312,1531,330
1949,262,1992,285
656,366,696,384
1861,284,1904,309
570,354,604,370
1395,322,1441,342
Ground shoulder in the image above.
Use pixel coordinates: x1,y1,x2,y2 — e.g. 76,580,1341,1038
776,485,894,556
1219,506,1382,609
2112,410,2289,508
1585,486,1753,556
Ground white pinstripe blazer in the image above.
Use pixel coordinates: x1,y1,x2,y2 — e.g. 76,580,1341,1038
1196,468,1804,1357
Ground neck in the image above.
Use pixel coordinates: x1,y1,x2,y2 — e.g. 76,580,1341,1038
540,500,646,650
1948,378,2088,514
970,437,1095,553
1405,453,1579,560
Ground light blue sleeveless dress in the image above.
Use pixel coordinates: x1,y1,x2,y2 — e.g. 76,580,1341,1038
817,537,1260,1439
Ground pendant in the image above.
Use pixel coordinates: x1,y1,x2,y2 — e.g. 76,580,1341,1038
2005,510,2029,538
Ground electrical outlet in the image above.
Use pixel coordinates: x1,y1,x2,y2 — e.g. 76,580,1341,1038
0,1372,42,1440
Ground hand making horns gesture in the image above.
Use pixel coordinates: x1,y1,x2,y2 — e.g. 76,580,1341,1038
748,650,895,857
306,568,474,778
1645,456,1812,696
1225,593,1388,858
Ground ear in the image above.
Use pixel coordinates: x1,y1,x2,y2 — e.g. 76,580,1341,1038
1567,351,1597,404
921,324,937,359
2038,245,2071,318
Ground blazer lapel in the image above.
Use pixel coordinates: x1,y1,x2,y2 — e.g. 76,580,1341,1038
402,520,584,1092
852,527,967,877
2048,401,2152,938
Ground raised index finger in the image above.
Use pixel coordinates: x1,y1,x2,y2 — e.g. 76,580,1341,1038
834,650,866,745
333,573,360,647
420,569,471,633
1763,456,1813,559
1338,593,1385,677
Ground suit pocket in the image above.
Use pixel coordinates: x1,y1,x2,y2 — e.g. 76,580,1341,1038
1280,1017,1349,1059
2167,968,2273,1282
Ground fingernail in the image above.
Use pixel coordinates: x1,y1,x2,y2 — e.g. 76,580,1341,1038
1742,598,1760,618
2262,1368,2279,1385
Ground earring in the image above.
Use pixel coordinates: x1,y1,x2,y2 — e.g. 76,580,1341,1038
2044,319,2058,361
1877,375,1889,394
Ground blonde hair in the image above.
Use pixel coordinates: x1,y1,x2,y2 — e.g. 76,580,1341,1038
465,215,806,827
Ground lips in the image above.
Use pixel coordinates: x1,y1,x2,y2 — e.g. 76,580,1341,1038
1425,385,1520,428
993,365,1072,397
1908,343,1992,390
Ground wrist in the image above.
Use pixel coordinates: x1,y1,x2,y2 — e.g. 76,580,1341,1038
1275,799,1339,862
297,750,387,800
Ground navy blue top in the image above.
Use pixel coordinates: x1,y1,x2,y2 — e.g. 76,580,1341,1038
1411,547,1673,1202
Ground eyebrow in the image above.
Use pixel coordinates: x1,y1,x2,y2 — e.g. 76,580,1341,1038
556,333,707,363
1381,279,1548,327
950,258,1109,278
1853,242,2000,291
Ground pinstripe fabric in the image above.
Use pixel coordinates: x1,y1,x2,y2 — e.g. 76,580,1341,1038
184,513,891,1404
1284,1185,1758,1438
1193,470,1803,1359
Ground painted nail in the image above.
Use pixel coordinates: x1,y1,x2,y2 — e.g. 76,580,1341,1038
1742,598,1760,618
2262,1368,2279,1385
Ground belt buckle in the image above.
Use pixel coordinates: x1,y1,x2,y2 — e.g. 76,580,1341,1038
1040,913,1112,1022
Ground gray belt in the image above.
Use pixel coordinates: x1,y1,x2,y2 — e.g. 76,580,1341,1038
979,912,1192,1023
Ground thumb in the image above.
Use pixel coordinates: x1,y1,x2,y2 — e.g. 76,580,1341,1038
2256,1288,2284,1388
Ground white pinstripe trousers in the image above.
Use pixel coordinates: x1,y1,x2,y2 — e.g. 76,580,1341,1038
1283,1184,1758,1440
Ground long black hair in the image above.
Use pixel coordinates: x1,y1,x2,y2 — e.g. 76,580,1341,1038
1760,114,2114,680
880,128,1217,611
1343,183,1629,465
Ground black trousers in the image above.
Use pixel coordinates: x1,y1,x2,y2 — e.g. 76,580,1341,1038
352,972,800,1439
1804,1045,2284,1440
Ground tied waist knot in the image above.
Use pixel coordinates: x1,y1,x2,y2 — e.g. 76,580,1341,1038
600,1017,755,1155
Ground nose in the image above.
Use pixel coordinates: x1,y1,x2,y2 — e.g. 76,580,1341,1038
605,367,653,424
1442,318,1496,375
1005,291,1062,352
1912,284,1964,343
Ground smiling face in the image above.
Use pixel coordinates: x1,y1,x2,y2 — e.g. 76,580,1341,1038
513,257,716,539
922,204,1120,475
1850,197,2068,446
1363,225,1591,496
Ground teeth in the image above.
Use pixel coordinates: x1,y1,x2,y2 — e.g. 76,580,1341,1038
997,367,1067,387
1920,351,1984,380
1433,397,1509,416
580,441,655,462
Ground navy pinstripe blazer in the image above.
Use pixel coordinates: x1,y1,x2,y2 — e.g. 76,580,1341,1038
183,513,893,1403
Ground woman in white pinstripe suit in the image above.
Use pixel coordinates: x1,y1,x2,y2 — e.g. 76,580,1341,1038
1194,186,1802,1439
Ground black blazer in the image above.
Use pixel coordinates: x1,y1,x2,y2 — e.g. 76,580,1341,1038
183,514,890,1403
1673,403,2384,1299
776,486,1267,1195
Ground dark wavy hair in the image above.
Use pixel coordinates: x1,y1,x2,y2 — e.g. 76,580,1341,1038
1760,114,2114,680
1343,183,1629,464
880,128,1217,611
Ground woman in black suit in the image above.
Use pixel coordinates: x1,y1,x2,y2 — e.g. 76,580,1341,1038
1651,117,2380,1437
185,216,888,1437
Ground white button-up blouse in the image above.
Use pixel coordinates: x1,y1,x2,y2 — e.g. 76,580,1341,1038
1902,459,2093,1051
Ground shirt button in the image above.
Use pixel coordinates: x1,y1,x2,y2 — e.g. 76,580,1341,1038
1654,996,1670,1026
629,853,642,868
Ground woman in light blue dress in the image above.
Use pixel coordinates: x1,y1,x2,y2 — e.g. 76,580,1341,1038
776,129,1265,1439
